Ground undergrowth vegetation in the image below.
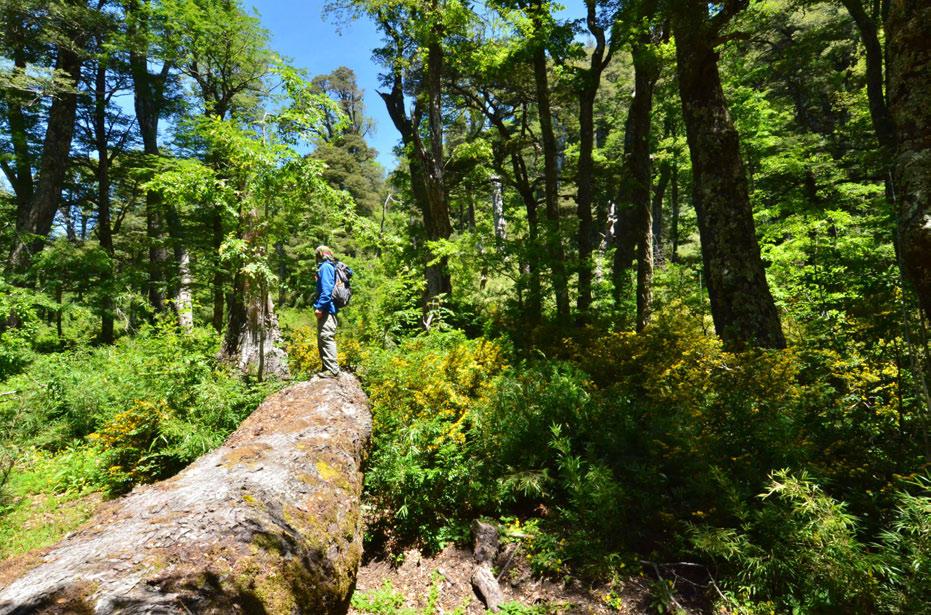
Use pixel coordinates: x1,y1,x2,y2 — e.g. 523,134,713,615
337,301,931,613
0,317,280,558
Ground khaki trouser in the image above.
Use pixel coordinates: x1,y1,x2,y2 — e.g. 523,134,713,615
317,312,339,375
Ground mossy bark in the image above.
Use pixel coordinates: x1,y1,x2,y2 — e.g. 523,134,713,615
0,375,371,615
887,0,931,321
672,8,786,350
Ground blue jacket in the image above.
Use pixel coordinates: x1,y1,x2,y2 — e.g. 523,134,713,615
314,260,338,315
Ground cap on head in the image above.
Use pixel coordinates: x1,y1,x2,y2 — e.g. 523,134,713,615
315,245,334,261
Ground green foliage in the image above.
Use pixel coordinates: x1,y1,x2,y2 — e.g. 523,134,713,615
350,572,467,615
358,301,930,609
351,580,407,614
0,278,48,379
692,471,877,613
361,330,507,549
0,322,278,496
876,476,931,614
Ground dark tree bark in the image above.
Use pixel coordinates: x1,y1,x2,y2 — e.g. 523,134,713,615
127,0,194,324
841,0,897,154
886,0,931,321
9,46,82,269
612,42,660,319
377,19,452,309
531,0,570,321
127,1,169,314
421,37,454,301
575,0,614,320
672,4,786,349
2,12,34,226
631,43,661,332
670,163,681,263
145,196,167,313
93,58,115,344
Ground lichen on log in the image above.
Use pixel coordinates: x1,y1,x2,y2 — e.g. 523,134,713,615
0,374,371,615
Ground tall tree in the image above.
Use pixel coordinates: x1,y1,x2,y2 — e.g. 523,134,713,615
77,19,135,343
574,0,618,320
670,0,785,349
886,0,931,321
312,66,373,140
611,33,661,329
310,66,384,217
527,0,570,321
5,0,93,270
164,0,273,331
360,0,456,305
123,0,172,315
837,0,896,155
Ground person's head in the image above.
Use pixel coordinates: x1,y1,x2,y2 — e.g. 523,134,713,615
315,245,334,264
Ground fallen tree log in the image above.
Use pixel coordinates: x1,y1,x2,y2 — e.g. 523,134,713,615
0,374,371,615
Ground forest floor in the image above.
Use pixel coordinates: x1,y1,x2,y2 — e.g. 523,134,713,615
351,542,703,614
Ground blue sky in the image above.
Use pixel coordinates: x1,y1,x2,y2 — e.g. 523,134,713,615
247,1,399,171
246,2,590,175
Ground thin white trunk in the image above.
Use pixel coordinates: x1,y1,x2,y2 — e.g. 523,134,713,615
176,248,194,331
491,175,506,243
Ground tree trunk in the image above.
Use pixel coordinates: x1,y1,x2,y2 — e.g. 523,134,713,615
613,44,659,313
3,13,34,227
575,0,610,321
531,2,570,321
491,175,506,244
631,44,660,332
420,37,453,302
221,274,290,380
673,12,785,349
221,208,289,379
887,0,931,321
163,204,193,330
652,161,671,265
146,200,166,313
378,29,452,308
176,249,194,330
841,0,897,154
94,59,115,344
670,163,680,264
9,45,82,270
128,2,190,322
0,377,370,614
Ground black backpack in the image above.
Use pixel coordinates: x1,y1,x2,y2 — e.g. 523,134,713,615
330,260,353,308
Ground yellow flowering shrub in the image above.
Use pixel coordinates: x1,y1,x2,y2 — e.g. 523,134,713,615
89,401,172,493
361,331,507,547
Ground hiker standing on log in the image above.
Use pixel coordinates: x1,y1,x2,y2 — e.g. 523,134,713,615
314,245,341,378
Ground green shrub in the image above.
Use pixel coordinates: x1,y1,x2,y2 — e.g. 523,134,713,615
877,476,931,614
691,470,878,613
0,322,279,495
361,330,507,548
0,279,48,379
